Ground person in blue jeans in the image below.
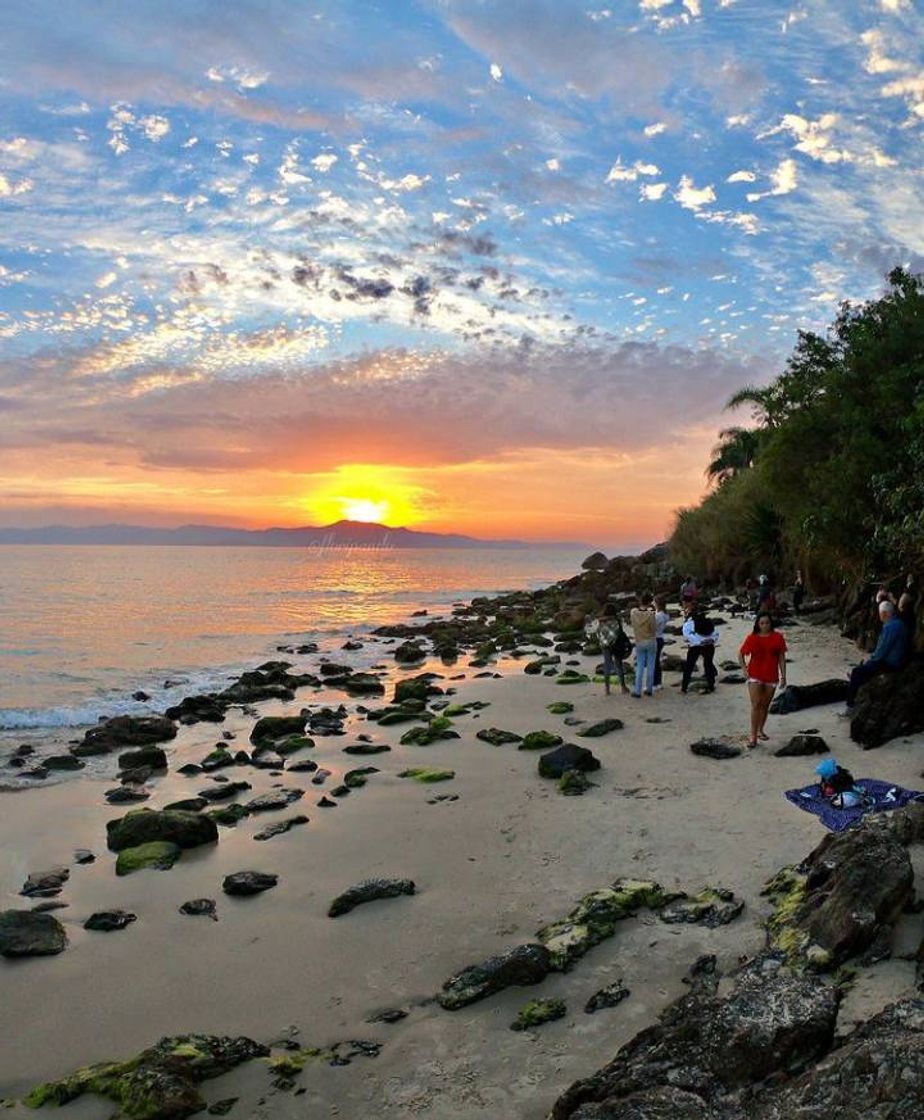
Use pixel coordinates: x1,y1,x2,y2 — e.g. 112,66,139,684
842,600,908,711
629,593,657,697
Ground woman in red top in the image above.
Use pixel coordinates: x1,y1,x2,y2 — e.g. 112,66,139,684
738,611,787,749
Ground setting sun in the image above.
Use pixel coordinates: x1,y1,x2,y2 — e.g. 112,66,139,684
341,498,390,523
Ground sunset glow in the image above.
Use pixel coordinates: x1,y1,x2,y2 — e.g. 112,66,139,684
340,499,391,524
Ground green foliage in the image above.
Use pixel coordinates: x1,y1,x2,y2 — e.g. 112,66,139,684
672,268,924,582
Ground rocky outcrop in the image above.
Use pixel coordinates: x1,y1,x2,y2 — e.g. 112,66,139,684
72,716,177,757
849,660,924,748
106,809,218,852
0,910,67,957
769,679,849,714
23,1034,269,1118
438,943,553,1010
511,998,567,1031
328,878,416,917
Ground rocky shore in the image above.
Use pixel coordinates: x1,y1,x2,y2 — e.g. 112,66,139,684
1,552,923,1119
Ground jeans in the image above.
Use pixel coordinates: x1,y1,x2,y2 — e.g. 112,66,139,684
634,639,657,696
681,644,716,691
847,659,894,705
653,638,665,687
602,647,627,690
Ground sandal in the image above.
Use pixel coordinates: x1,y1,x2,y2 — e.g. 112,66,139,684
758,732,770,741
747,740,758,749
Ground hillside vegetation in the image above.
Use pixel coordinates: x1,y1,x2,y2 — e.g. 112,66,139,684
671,268,924,591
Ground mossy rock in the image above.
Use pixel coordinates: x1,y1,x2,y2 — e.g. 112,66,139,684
510,998,567,1031
250,715,306,746
106,809,217,852
546,702,574,715
22,1033,268,1118
762,866,813,963
536,878,672,970
558,768,594,795
577,719,624,738
344,767,379,789
659,887,744,928
442,704,472,717
518,730,564,751
376,709,425,727
274,735,315,757
525,657,559,675
399,717,459,746
399,768,455,783
207,803,250,826
556,672,590,686
475,727,523,746
115,841,181,876
200,748,234,771
393,678,438,705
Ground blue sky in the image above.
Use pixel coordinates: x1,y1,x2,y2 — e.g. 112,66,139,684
0,0,921,542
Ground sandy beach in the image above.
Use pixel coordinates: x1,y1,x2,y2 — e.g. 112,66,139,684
2,606,922,1119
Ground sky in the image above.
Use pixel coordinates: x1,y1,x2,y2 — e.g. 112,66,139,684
0,0,922,548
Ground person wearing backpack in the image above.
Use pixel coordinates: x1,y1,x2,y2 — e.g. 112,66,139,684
738,611,787,748
680,605,718,694
584,603,631,696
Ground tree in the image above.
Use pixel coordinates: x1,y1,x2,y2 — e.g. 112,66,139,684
706,426,761,485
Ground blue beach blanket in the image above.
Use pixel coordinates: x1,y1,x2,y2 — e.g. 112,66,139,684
785,779,924,832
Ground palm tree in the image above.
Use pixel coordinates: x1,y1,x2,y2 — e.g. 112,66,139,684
706,426,761,485
725,384,783,428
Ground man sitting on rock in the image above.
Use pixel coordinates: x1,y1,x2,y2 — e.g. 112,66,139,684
841,600,909,714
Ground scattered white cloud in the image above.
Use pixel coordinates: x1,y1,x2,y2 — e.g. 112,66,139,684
206,66,269,91
311,153,338,172
674,175,716,211
644,122,666,137
880,0,910,11
490,62,503,82
139,115,169,142
640,182,668,200
0,173,34,196
727,169,756,182
764,113,852,163
546,157,561,170
606,158,660,183
96,271,118,289
746,158,798,201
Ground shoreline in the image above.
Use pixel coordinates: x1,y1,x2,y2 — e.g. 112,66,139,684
2,585,923,1118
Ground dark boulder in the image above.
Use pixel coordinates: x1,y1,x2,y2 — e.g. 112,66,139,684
394,641,426,664
21,867,69,898
393,675,442,704
197,781,251,803
328,878,416,917
438,943,553,1010
343,673,386,696
539,744,601,779
244,789,304,813
775,734,829,757
582,551,609,571
180,898,218,920
0,910,67,957
577,719,624,738
249,716,306,746
769,679,849,715
475,727,523,746
223,871,278,896
690,738,742,760
42,755,85,771
84,909,137,932
105,786,151,804
106,808,219,852
585,980,630,1014
850,661,924,749
164,695,227,724
343,743,391,755
118,746,168,770
253,815,309,841
73,715,177,757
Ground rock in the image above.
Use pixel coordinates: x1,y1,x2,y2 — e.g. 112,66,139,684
21,867,70,898
164,798,207,813
399,718,459,746
582,551,609,571
394,641,426,664
164,695,227,724
306,706,348,736
537,879,672,970
223,871,278,896
850,661,924,749
118,746,168,770
74,849,95,865
42,755,85,771
311,768,331,784
585,981,630,1013
177,763,203,776
288,759,319,773
519,730,564,751
438,943,553,1010
253,815,309,841
249,716,306,746
690,738,742,760
22,1033,268,1117
510,997,567,1031
197,781,252,803
538,744,601,779
244,789,304,813
475,727,523,746
577,719,624,738
317,796,337,807
343,673,386,696
344,767,378,788
0,910,68,957
525,656,561,675
764,824,913,969
132,690,151,702
116,841,182,875
73,715,177,757
775,734,829,757
180,898,218,920
249,751,285,770
208,804,250,826
273,735,314,756
120,765,154,785
366,1008,408,1025
319,661,353,677
343,743,391,755
106,808,218,852
769,679,850,715
659,888,744,928
20,766,49,780
208,1099,239,1115
559,768,594,795
549,961,840,1119
547,702,574,714
200,748,235,772
398,768,455,783
393,675,442,704
84,909,137,932
556,671,590,685
105,786,151,804
328,878,416,917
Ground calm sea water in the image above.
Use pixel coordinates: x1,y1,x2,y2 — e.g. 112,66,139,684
0,545,586,732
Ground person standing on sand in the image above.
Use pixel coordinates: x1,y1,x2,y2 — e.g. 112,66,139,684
653,595,669,691
680,604,718,693
584,603,631,696
629,592,657,698
738,611,787,749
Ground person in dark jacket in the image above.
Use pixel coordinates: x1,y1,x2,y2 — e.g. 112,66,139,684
842,600,909,711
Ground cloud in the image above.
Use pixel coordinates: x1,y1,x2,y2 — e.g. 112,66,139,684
606,158,660,183
674,175,716,211
763,113,852,164
727,169,756,182
490,62,503,82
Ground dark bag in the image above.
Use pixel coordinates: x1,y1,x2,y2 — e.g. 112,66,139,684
614,628,633,660
693,615,715,637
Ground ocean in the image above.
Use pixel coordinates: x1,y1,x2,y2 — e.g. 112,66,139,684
0,544,586,743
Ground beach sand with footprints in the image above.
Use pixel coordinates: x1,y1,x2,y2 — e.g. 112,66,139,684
1,602,922,1118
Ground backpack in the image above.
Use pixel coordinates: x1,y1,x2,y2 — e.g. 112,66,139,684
693,614,715,638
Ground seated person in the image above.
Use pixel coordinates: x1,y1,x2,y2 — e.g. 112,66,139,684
842,600,909,711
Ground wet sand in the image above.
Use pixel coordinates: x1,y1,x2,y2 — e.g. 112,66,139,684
2,611,922,1118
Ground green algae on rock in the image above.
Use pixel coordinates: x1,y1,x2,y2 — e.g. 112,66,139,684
659,887,744,928
115,841,181,876
475,727,522,746
398,768,455,783
510,997,567,1031
555,671,590,685
558,768,594,796
23,1033,268,1119
399,716,459,746
518,730,564,751
106,809,218,852
536,879,673,971
546,702,574,715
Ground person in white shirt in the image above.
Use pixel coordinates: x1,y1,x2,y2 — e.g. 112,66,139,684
680,604,719,693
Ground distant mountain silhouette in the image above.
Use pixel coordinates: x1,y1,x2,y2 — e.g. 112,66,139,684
0,520,589,550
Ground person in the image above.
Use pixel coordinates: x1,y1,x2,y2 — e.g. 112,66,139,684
738,611,787,748
680,604,718,694
653,595,669,691
584,603,631,696
680,576,699,606
841,600,909,712
756,574,776,615
629,592,658,698
792,569,805,614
